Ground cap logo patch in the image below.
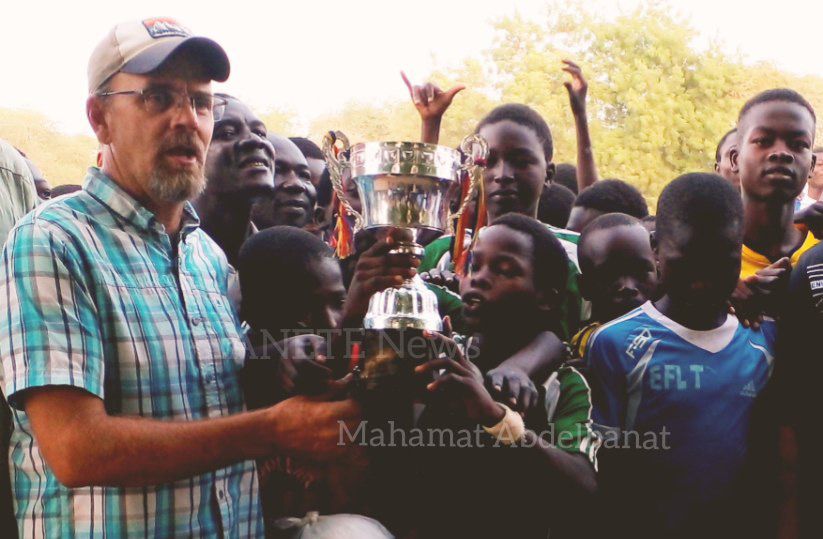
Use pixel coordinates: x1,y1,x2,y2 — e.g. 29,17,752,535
142,18,191,39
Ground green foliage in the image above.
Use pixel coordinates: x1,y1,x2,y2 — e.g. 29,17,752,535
259,107,299,137
0,109,97,186
4,0,823,204
309,0,823,205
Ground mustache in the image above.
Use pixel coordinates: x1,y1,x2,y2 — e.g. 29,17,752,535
159,133,206,161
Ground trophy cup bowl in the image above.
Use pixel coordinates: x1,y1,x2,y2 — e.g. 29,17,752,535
323,133,488,333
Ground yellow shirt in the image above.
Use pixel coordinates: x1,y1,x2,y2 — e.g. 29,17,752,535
740,231,820,279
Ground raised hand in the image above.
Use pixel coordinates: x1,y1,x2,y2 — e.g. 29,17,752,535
562,59,588,117
401,71,465,122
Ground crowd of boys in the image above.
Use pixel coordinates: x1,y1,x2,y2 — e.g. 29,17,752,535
1,15,822,539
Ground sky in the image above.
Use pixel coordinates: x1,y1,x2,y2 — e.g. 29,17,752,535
2,0,822,136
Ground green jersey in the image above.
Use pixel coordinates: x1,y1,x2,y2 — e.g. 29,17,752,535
420,226,584,339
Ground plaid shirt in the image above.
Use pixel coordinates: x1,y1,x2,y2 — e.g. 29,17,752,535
0,168,264,538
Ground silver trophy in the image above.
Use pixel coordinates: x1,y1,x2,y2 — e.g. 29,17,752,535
323,132,488,331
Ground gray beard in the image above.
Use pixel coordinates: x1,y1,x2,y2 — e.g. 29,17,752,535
147,165,206,204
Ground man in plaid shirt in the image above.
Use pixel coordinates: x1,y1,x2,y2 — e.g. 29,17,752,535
0,18,360,538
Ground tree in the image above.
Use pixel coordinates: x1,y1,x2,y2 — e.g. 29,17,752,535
0,109,97,186
306,0,823,205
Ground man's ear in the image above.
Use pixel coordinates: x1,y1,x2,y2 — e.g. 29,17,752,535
86,96,112,145
810,152,818,178
545,162,556,185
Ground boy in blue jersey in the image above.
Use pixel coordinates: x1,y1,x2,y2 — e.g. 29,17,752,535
585,173,777,538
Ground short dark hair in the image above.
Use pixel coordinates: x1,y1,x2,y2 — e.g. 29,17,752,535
290,137,324,161
578,213,642,275
538,182,576,228
489,213,569,304
554,163,578,194
476,103,554,163
715,128,737,163
656,173,743,244
238,226,336,329
574,179,648,219
738,88,816,126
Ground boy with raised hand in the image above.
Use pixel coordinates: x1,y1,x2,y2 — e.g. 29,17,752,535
412,214,599,538
570,213,658,358
586,173,778,538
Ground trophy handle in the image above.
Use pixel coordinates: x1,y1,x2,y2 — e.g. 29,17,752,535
322,131,363,230
450,134,489,227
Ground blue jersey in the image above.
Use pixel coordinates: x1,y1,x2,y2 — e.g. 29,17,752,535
585,301,776,534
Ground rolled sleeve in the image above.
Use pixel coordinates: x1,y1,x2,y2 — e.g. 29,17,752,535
0,220,104,409
553,366,601,469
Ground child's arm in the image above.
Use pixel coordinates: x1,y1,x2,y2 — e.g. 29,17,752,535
416,332,597,498
485,331,566,413
401,71,465,145
562,60,599,192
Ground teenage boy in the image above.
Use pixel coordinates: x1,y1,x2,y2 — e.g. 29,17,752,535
730,89,819,279
586,173,777,538
412,214,599,538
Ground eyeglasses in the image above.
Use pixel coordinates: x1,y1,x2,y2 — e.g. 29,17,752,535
97,87,228,121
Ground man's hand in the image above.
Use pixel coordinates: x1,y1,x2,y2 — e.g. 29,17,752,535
794,201,823,239
486,366,539,415
267,375,364,461
24,380,363,488
420,268,460,293
342,234,419,326
401,71,465,122
415,331,504,427
730,257,791,327
562,59,588,117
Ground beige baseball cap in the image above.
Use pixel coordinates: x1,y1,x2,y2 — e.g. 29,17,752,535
88,17,230,93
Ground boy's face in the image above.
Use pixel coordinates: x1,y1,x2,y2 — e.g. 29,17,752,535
655,225,741,312
298,257,347,331
479,120,552,222
715,135,739,190
205,99,275,197
732,101,816,203
579,224,658,322
459,225,542,332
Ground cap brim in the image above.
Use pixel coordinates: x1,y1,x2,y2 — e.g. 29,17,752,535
121,36,230,82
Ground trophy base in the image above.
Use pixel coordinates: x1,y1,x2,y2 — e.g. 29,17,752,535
363,274,443,331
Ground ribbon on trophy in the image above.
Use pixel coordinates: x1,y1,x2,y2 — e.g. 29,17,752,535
453,152,487,277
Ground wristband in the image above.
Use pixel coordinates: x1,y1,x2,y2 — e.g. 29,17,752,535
482,403,525,445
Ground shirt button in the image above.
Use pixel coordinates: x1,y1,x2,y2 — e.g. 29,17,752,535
217,490,225,500
192,317,201,326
